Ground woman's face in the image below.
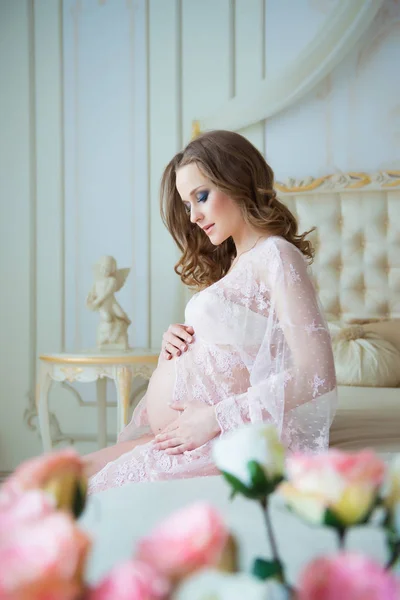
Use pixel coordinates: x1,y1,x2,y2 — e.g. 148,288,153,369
175,163,245,246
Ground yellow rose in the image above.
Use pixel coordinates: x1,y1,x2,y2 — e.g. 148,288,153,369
383,455,400,510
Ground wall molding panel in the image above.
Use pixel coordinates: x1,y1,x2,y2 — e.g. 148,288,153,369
198,0,384,132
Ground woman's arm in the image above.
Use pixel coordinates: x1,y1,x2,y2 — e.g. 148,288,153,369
214,239,337,450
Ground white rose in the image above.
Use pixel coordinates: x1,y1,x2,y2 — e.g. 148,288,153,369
212,424,285,488
172,569,288,600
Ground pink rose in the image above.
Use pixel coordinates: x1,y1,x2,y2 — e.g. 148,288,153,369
0,449,86,517
0,511,91,600
279,449,386,526
1,449,83,496
0,490,54,541
88,560,170,600
136,503,229,580
298,553,399,600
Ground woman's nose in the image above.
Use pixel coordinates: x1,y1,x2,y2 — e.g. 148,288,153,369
190,205,203,224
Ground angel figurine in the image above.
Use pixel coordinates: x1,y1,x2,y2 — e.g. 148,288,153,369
86,256,131,351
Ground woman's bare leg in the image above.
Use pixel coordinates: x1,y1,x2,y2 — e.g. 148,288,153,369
83,434,154,478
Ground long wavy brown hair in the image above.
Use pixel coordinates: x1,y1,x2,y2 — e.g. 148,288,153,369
160,130,314,290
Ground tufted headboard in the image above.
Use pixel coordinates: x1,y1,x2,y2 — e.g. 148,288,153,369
277,171,400,322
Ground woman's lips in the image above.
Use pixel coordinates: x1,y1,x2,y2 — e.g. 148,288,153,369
203,224,214,234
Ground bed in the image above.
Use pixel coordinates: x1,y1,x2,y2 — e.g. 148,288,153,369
277,170,400,455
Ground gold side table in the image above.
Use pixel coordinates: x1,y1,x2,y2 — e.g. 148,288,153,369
37,350,159,452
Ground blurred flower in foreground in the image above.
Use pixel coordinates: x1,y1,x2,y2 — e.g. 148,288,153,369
87,560,170,600
0,449,87,518
279,449,385,527
382,454,400,535
298,553,399,600
0,510,91,600
213,425,285,499
172,568,289,600
0,489,54,540
136,503,229,581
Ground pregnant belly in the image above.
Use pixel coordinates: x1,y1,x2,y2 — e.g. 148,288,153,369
145,358,179,434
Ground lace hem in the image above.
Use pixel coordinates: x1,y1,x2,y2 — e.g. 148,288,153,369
88,439,218,495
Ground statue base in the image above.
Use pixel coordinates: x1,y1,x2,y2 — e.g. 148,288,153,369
96,341,130,352
97,320,130,351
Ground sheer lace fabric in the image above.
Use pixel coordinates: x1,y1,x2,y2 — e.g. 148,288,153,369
88,236,337,494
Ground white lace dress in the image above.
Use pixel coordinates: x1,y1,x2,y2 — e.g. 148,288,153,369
88,237,337,494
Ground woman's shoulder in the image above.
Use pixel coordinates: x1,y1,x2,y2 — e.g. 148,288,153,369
255,235,305,263
250,236,309,286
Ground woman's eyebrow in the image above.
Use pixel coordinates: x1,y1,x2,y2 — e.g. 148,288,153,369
189,185,205,197
181,184,204,203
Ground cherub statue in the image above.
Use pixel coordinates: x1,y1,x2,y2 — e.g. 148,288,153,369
86,256,131,351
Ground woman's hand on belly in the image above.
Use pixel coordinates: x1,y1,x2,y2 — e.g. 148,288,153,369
154,400,221,454
161,324,195,360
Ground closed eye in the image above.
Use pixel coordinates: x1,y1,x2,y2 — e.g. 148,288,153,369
197,191,209,203
182,190,209,215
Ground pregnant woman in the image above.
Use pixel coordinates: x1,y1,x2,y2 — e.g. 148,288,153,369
86,130,337,494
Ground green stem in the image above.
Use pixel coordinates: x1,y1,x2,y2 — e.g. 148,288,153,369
337,528,347,550
260,497,287,585
385,541,400,570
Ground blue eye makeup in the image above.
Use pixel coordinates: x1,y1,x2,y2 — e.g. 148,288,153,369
197,191,209,203
182,190,209,216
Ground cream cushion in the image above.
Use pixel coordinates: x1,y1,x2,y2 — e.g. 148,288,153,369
329,322,400,387
351,319,400,353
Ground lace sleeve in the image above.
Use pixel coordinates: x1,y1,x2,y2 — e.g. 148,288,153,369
214,238,337,452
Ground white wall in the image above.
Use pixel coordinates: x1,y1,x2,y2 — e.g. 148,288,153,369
63,0,150,353
265,0,400,179
0,0,64,472
0,0,399,472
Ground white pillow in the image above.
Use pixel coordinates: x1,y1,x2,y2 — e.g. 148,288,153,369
328,323,400,387
349,319,400,354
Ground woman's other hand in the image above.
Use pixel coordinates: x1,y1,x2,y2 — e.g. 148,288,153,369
154,401,220,454
161,324,195,360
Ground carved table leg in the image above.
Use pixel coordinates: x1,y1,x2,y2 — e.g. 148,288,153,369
36,363,53,452
96,377,107,449
114,366,134,435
